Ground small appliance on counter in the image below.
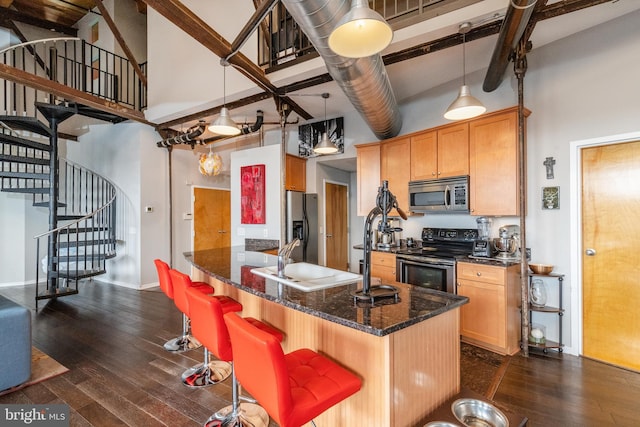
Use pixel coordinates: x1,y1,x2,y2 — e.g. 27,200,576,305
492,224,520,261
471,216,496,258
377,218,402,249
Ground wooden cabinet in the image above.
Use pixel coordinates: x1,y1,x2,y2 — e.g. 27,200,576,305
355,143,380,216
457,262,521,355
469,108,528,216
285,154,306,192
380,136,410,215
410,123,469,181
370,251,396,283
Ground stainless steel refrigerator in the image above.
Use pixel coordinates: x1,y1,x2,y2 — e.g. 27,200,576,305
286,191,318,263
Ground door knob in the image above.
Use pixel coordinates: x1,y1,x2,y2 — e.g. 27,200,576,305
585,248,596,256
326,234,333,238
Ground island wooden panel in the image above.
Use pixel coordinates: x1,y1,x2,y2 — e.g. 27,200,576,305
193,270,460,426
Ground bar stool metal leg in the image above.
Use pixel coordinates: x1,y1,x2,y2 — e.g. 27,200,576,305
164,313,201,352
204,363,269,427
181,348,232,388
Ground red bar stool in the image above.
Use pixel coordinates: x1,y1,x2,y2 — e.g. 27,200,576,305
184,287,284,427
154,259,215,352
170,269,243,387
224,312,362,427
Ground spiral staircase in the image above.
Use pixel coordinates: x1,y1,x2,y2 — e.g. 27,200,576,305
0,37,146,308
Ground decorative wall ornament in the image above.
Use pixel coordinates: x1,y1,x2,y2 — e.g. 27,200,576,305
542,186,560,210
240,164,266,224
543,156,556,179
298,117,344,158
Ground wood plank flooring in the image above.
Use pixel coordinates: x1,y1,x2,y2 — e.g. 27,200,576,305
1,280,639,426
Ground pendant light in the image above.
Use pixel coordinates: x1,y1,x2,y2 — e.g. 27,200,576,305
209,59,241,136
313,93,339,155
328,0,393,58
444,22,486,121
199,145,223,176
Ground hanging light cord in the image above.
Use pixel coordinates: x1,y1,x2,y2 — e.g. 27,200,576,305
220,58,228,106
462,32,466,86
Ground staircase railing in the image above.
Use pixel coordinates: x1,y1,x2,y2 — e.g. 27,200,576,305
33,159,117,307
1,37,146,113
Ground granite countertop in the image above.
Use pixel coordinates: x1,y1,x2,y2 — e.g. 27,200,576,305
185,246,468,337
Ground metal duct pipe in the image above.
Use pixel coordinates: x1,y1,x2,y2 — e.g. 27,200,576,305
156,121,206,147
483,0,537,92
280,0,402,140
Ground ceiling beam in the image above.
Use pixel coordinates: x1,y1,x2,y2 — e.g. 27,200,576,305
93,0,147,87
142,0,312,120
0,7,78,36
0,63,150,125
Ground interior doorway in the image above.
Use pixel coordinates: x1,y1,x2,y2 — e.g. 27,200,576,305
324,181,349,270
192,187,231,251
571,132,640,372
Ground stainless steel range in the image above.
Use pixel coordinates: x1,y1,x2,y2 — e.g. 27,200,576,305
396,227,477,294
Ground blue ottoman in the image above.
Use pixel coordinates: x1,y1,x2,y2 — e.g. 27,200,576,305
0,295,31,392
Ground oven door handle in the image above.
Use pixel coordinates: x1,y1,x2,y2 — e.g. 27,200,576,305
397,257,453,268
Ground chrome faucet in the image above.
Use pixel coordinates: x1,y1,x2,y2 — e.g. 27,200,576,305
277,238,300,278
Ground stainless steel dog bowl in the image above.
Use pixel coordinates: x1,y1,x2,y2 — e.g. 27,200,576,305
451,398,509,427
424,422,460,427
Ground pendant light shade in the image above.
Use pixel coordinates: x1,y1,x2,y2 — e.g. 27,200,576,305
199,147,223,176
209,107,241,136
444,85,486,120
444,22,486,121
328,0,393,58
313,93,338,155
209,60,240,136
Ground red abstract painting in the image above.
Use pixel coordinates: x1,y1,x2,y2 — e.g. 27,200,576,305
240,164,266,224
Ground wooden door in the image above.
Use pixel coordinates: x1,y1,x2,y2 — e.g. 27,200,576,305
582,140,640,371
193,187,230,251
325,182,348,270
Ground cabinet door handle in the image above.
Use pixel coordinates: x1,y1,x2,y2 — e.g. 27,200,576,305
476,272,482,277
585,248,596,256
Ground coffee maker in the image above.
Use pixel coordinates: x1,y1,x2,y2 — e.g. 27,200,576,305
493,225,520,260
472,217,495,257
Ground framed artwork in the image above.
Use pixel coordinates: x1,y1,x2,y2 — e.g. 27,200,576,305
298,117,344,157
542,186,560,210
240,164,266,224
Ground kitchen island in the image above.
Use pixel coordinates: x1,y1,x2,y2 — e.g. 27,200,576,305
186,247,468,427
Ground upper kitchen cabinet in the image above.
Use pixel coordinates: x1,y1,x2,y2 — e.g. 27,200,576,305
469,107,529,216
410,123,469,181
285,153,306,192
356,142,380,216
380,136,411,216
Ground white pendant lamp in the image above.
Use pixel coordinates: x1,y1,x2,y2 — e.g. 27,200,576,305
209,59,241,136
444,22,486,121
328,0,393,58
313,93,338,155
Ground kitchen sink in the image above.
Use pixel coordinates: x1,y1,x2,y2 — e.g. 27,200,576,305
250,263,362,292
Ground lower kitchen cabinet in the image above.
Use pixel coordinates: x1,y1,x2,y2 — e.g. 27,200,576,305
370,251,396,283
457,262,521,355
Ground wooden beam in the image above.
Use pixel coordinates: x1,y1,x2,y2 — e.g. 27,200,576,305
142,0,311,120
0,8,77,36
93,0,147,87
0,63,151,125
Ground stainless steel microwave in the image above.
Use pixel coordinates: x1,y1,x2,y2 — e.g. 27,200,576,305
408,176,469,213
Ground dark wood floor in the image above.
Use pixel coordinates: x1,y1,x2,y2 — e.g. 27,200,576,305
1,280,639,426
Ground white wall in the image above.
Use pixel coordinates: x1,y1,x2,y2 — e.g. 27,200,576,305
230,144,282,246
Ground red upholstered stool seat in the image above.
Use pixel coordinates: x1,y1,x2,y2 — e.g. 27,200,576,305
183,288,283,427
224,312,362,427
